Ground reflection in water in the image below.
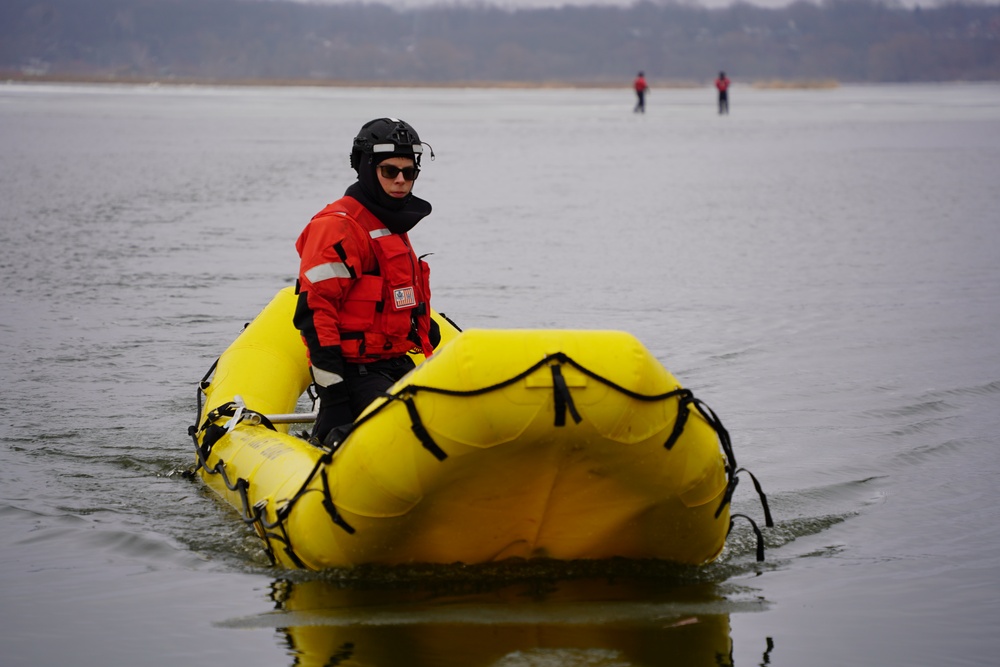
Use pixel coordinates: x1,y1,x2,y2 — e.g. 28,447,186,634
245,565,773,667
760,637,775,665
280,620,730,667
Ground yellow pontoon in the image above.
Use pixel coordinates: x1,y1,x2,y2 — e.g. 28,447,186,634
189,287,768,570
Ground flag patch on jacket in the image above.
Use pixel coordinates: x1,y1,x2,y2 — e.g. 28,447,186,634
393,287,416,309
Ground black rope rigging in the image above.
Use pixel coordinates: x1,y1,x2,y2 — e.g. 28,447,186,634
348,352,694,436
186,361,346,564
189,425,339,564
187,349,773,565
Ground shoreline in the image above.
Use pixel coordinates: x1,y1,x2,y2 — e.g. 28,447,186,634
0,71,669,90
2,71,842,90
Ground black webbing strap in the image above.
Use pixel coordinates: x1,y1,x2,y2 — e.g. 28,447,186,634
729,513,766,562
716,467,774,527
743,468,774,527
191,357,220,448
277,523,307,568
275,450,334,523
321,468,356,535
662,390,694,450
551,364,583,427
692,397,737,470
403,396,448,461
190,400,279,460
248,500,278,565
438,312,463,333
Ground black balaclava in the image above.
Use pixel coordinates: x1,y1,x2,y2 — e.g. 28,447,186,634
346,153,432,235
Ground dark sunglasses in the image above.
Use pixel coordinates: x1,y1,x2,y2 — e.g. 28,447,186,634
378,164,420,181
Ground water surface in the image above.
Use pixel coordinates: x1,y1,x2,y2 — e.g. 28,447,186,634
1,81,999,666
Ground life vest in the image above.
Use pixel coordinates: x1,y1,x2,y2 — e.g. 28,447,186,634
298,197,434,364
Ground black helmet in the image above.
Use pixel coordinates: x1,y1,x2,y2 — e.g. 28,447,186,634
350,117,424,171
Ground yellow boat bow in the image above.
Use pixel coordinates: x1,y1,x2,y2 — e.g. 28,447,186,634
189,287,769,570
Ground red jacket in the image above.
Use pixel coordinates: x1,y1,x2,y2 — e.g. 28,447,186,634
295,196,433,369
634,76,648,93
716,77,730,92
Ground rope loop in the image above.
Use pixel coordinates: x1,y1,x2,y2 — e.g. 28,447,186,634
729,513,766,562
717,467,773,527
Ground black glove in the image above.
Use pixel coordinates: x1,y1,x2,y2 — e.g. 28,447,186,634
311,382,353,444
322,422,355,448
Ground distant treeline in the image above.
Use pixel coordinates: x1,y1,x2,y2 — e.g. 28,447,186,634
3,0,1000,84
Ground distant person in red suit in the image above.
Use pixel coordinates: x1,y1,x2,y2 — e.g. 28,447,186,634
716,71,730,115
633,71,648,113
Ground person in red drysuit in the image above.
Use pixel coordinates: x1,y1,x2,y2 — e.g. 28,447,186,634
716,71,730,115
634,71,649,113
294,118,440,445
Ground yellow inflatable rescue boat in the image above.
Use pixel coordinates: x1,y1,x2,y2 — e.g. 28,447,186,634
189,287,769,570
